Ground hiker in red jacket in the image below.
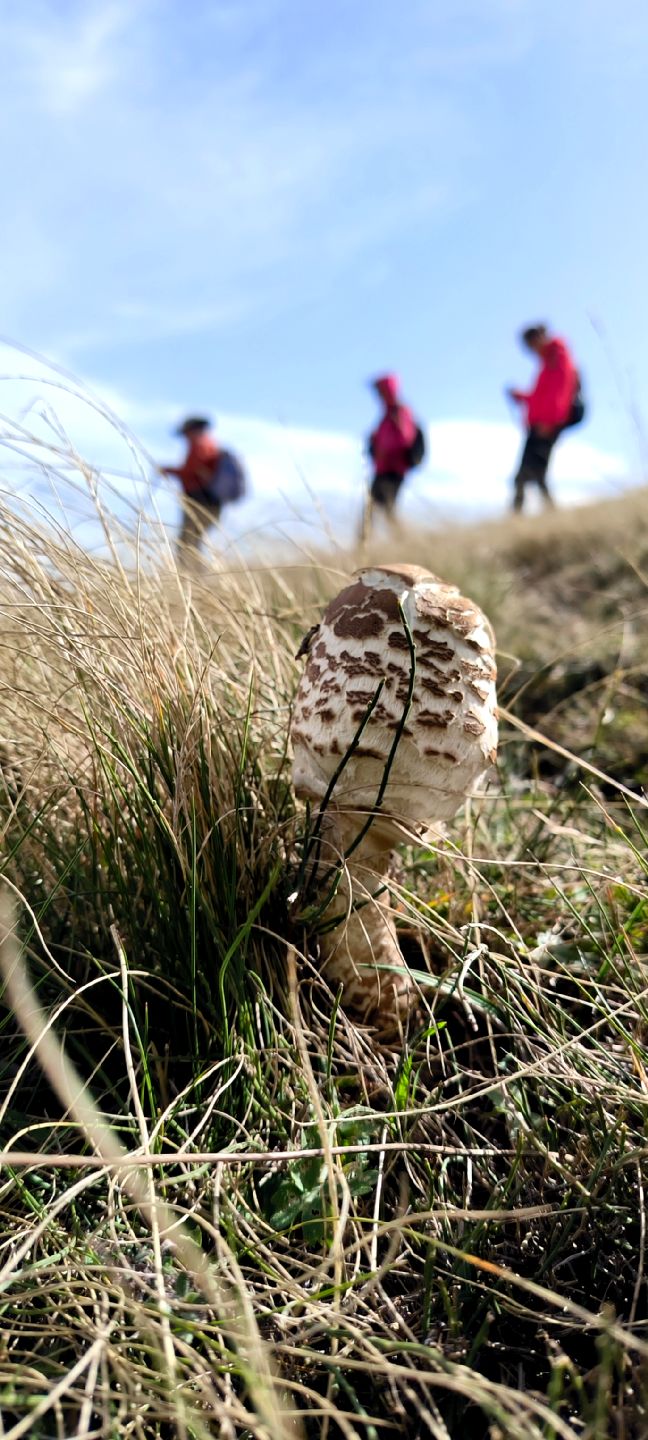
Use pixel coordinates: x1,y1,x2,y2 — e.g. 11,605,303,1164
508,325,580,512
160,416,221,560
363,374,425,535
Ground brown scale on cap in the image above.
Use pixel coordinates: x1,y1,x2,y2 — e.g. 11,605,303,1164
291,564,498,1034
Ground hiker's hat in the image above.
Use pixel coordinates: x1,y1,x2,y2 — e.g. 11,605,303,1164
174,416,211,437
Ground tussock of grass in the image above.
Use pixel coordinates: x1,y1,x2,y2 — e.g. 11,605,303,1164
1,445,648,1438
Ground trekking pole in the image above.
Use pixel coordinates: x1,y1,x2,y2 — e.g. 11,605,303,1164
505,387,521,420
357,459,371,547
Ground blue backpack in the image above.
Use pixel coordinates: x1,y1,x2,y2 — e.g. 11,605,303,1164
208,450,247,505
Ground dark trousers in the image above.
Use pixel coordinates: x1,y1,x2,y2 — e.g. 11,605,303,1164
178,493,221,560
370,472,403,511
359,471,404,543
512,427,558,512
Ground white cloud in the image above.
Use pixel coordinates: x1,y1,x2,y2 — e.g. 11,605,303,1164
0,348,633,556
415,420,627,515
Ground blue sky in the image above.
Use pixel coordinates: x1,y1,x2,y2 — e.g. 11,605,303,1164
0,0,646,546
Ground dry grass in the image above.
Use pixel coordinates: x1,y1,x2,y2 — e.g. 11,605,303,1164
1,452,648,1439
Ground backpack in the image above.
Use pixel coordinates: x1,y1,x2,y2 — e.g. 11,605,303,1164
563,373,586,430
208,450,247,504
407,422,427,469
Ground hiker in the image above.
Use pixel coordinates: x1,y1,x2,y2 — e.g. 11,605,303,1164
160,416,246,561
362,375,426,537
507,325,583,513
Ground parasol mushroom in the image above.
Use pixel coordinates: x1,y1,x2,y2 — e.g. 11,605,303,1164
291,564,498,1028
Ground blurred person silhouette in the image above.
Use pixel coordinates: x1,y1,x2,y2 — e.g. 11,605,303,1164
160,416,246,562
361,375,426,538
507,325,584,513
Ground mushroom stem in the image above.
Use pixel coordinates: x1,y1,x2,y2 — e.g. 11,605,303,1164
311,810,416,1028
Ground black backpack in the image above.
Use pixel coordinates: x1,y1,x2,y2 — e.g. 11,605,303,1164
407,422,427,469
564,373,586,430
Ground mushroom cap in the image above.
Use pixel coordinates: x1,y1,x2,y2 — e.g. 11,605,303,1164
291,565,497,824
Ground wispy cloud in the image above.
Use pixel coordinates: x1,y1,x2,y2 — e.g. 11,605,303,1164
0,0,529,355
9,0,134,118
0,344,631,558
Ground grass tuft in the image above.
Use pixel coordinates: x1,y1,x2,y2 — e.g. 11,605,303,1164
1,442,648,1438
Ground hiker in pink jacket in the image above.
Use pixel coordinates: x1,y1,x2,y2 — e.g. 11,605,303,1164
508,325,582,512
364,374,425,534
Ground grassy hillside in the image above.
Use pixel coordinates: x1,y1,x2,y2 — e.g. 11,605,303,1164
1,485,647,1439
